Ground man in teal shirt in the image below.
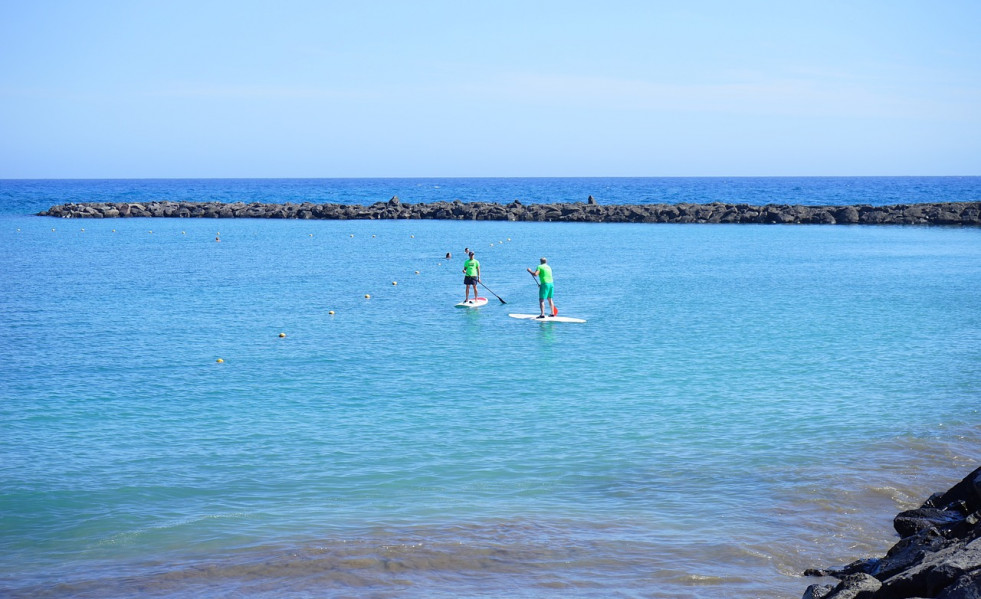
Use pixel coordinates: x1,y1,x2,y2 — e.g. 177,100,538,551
462,251,481,303
527,257,555,318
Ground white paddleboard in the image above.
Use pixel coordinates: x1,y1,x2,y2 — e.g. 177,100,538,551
509,313,586,323
456,297,488,308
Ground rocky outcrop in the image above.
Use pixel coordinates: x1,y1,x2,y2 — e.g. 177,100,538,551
803,466,981,598
37,198,981,226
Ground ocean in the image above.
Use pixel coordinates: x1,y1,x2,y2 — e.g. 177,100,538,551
1,178,979,598
3,177,981,214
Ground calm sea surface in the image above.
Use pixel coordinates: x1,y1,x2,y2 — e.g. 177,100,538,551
1,178,980,598
2,176,981,214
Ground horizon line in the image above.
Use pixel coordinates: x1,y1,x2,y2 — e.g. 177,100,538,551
3,174,980,182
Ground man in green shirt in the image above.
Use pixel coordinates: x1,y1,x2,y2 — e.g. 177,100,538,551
462,251,481,303
527,257,555,318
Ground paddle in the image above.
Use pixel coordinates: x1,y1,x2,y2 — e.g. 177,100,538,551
528,271,558,316
478,281,507,304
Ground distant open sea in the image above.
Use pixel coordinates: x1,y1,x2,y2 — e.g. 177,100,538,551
1,178,979,598
3,176,981,215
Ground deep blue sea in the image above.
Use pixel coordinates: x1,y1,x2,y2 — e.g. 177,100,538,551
1,178,980,598
2,176,981,215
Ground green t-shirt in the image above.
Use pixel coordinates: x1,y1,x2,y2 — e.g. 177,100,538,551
536,264,553,284
464,258,480,277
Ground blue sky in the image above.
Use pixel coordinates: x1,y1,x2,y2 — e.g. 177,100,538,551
1,1,978,178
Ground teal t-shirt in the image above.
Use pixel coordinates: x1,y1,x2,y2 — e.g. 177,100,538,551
464,258,480,277
536,264,553,284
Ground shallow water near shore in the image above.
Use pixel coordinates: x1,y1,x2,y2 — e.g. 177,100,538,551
2,181,980,598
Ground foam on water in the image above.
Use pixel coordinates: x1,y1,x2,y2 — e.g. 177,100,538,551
1,184,980,597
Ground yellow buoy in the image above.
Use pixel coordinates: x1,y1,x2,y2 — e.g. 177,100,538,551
81,228,85,232
279,333,286,338
392,281,397,286
364,294,371,299
328,310,335,315
415,271,420,274
372,235,376,238
216,358,224,363
411,235,415,238
350,234,354,237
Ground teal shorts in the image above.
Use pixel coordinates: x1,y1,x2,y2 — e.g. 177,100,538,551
539,282,554,299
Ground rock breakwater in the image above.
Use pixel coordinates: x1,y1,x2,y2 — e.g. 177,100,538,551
37,197,981,225
802,466,981,599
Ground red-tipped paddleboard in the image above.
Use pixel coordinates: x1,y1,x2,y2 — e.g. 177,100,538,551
456,297,488,308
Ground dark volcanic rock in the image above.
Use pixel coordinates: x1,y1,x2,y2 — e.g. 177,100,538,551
895,507,967,538
803,467,981,599
36,200,981,226
803,583,835,599
824,572,882,598
938,570,981,598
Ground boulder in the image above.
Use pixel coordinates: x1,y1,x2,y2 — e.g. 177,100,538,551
835,206,860,223
824,573,882,598
937,570,981,598
895,508,967,538
928,467,981,511
877,538,979,598
803,583,835,599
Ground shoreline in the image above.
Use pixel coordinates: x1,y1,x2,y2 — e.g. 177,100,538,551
801,466,981,598
37,198,981,225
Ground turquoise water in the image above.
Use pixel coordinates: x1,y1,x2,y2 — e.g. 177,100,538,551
1,180,981,597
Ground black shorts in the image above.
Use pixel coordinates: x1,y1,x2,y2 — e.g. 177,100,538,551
464,276,478,285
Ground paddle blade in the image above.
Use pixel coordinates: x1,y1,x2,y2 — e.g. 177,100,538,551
499,297,507,304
